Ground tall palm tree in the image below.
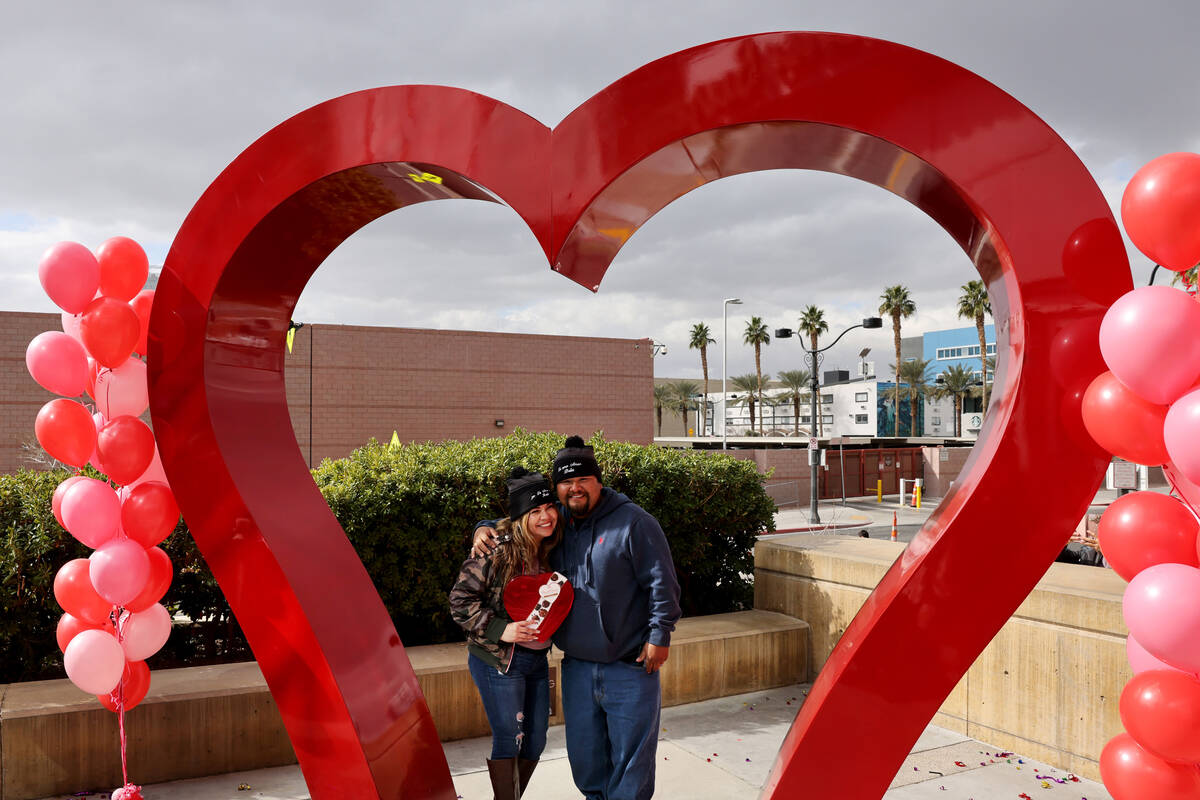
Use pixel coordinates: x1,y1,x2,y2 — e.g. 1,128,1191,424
668,380,700,435
688,323,715,434
742,317,771,433
776,369,811,436
797,306,829,436
879,285,916,436
932,364,975,437
957,280,992,415
897,358,933,436
652,384,672,436
730,374,761,434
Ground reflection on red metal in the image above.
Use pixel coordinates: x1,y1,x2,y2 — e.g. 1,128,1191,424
150,32,1129,799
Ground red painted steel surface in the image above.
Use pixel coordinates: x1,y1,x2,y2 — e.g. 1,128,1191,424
150,32,1130,799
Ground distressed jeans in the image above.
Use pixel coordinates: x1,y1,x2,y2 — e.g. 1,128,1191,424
468,648,550,760
561,655,661,800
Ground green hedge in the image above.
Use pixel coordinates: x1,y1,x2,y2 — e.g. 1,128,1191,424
0,431,775,682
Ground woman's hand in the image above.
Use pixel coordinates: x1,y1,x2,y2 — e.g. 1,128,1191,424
500,620,539,643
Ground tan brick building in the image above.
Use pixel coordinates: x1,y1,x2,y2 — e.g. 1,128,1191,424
1,312,654,473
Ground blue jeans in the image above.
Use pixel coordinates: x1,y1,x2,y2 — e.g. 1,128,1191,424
468,648,550,760
561,655,661,800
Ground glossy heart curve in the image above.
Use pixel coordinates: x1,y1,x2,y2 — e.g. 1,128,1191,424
149,32,1131,799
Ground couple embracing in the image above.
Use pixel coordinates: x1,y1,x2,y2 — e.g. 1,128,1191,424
449,436,682,800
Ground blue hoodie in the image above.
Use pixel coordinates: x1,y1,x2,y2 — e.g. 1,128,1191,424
550,488,681,664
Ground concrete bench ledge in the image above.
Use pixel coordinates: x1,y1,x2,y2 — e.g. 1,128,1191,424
0,610,808,800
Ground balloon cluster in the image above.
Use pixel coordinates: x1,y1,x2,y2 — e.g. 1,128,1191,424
1081,153,1200,799
30,238,179,716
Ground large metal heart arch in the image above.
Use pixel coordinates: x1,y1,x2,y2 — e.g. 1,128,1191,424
149,32,1130,799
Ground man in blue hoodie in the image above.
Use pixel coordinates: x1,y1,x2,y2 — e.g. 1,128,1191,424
474,435,681,800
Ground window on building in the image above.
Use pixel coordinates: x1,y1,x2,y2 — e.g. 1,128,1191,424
854,392,868,402
821,394,833,404
932,417,942,426
821,415,833,424
800,416,811,424
854,414,869,424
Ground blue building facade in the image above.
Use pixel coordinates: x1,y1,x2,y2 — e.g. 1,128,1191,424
922,324,996,379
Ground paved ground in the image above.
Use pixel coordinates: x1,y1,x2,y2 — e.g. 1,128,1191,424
72,685,1111,799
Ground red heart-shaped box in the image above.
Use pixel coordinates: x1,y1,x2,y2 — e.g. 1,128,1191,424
153,31,1129,800
503,572,574,643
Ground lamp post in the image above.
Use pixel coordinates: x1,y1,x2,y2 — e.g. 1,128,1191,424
722,298,743,450
777,316,883,524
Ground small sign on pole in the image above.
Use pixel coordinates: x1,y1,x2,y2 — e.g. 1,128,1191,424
808,437,818,450
1111,461,1137,490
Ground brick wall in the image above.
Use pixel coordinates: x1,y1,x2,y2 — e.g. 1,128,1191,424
0,312,653,473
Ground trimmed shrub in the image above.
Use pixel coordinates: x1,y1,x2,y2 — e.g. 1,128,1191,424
0,431,775,682
313,430,776,646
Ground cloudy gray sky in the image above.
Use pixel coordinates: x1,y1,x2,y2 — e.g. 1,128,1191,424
2,2,1197,381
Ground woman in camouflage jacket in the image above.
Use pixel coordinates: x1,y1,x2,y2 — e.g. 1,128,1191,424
450,467,563,799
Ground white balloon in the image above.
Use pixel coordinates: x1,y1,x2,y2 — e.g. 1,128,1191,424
63,629,125,695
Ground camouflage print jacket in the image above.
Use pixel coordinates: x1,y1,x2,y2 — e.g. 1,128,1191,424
449,534,517,673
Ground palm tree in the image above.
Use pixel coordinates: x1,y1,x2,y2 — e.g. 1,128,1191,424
957,280,992,415
668,380,700,436
897,358,933,436
653,384,672,436
879,285,916,436
730,374,761,434
932,364,975,437
797,306,829,436
776,369,811,435
742,317,771,433
688,323,715,434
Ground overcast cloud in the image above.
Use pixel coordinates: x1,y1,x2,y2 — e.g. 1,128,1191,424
1,1,1197,380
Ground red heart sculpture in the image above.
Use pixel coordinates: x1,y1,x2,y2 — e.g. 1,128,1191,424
150,32,1130,799
503,572,574,643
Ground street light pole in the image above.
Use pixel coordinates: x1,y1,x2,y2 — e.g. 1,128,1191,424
722,298,742,450
777,316,883,524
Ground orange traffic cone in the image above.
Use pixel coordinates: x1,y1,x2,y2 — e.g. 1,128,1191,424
890,512,898,542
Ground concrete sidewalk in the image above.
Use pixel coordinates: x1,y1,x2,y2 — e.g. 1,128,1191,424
76,685,1111,799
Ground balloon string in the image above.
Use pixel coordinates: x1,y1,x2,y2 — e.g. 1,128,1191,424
1164,466,1200,526
116,607,131,791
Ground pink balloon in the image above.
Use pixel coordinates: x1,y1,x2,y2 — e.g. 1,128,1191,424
129,445,169,490
25,331,89,397
120,603,171,661
52,475,87,529
1165,388,1200,487
87,412,105,471
1125,563,1200,674
1121,152,1200,271
1128,633,1200,679
89,539,151,606
61,477,121,549
63,628,125,695
93,357,148,419
1099,287,1200,406
60,311,84,344
38,241,100,314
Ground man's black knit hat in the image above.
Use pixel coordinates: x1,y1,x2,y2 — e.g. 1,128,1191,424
506,467,554,520
551,435,602,484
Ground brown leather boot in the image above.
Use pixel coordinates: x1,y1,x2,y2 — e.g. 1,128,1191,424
517,758,538,794
486,757,521,799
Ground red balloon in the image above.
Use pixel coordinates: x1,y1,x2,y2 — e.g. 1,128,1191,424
1098,491,1200,582
97,659,151,712
1101,732,1200,799
124,547,172,612
1081,371,1170,466
55,612,111,653
79,297,139,368
52,475,88,529
95,415,155,485
130,289,154,356
1121,152,1200,271
121,481,180,548
1120,670,1200,763
35,398,96,467
85,357,99,400
96,237,149,302
53,559,113,626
